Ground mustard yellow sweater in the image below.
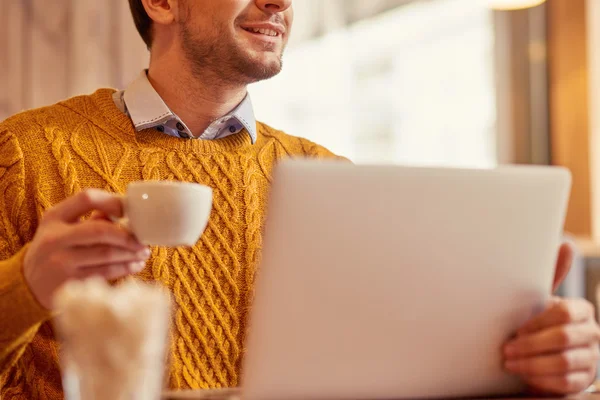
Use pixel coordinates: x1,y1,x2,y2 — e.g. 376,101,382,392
0,89,340,399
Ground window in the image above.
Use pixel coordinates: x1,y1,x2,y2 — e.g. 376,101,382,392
250,0,497,168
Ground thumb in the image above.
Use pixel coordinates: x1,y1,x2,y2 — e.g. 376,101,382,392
552,242,574,293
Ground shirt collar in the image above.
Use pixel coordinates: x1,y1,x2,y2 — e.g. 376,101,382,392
118,70,257,143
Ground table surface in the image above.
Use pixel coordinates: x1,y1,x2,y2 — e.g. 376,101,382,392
161,387,600,400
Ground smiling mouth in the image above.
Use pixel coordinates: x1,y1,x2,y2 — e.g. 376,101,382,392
242,27,281,38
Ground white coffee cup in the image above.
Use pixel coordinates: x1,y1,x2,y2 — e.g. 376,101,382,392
119,181,213,247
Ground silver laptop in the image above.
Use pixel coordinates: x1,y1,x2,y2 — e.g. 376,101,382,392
241,160,571,400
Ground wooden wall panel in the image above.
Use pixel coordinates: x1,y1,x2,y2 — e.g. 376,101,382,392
30,0,70,109
0,0,148,121
1,0,27,115
547,0,592,237
70,0,118,96
587,0,600,242
118,0,150,88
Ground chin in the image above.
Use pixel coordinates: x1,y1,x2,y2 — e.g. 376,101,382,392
244,66,282,83
237,53,283,82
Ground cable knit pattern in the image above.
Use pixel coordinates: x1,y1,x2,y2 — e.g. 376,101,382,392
0,89,342,400
41,117,82,198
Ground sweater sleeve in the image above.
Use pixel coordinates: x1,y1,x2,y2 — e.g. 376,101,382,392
0,129,52,376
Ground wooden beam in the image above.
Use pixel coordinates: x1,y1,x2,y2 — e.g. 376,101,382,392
494,9,535,165
547,0,592,237
493,5,551,166
587,0,600,243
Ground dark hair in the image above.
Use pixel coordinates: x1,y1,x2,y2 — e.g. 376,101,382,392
128,0,153,49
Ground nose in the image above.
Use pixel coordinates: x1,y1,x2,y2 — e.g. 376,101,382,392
255,0,292,14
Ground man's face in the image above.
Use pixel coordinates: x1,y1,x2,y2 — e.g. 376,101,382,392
179,0,294,84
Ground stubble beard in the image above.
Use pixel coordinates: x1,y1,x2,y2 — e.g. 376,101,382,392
180,22,284,86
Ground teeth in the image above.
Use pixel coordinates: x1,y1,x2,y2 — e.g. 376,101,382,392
248,27,278,37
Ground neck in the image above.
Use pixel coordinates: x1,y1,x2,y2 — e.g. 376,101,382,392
147,53,247,136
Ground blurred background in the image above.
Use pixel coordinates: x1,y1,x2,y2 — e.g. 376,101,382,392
2,0,600,304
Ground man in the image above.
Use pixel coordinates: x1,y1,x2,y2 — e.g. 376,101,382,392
0,0,598,398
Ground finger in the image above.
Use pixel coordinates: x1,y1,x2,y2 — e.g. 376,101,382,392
557,243,575,274
556,243,574,269
44,189,124,223
57,220,144,251
90,211,111,221
552,243,575,292
524,371,595,395
505,322,600,358
66,245,151,269
505,347,600,376
75,261,147,281
518,298,596,335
